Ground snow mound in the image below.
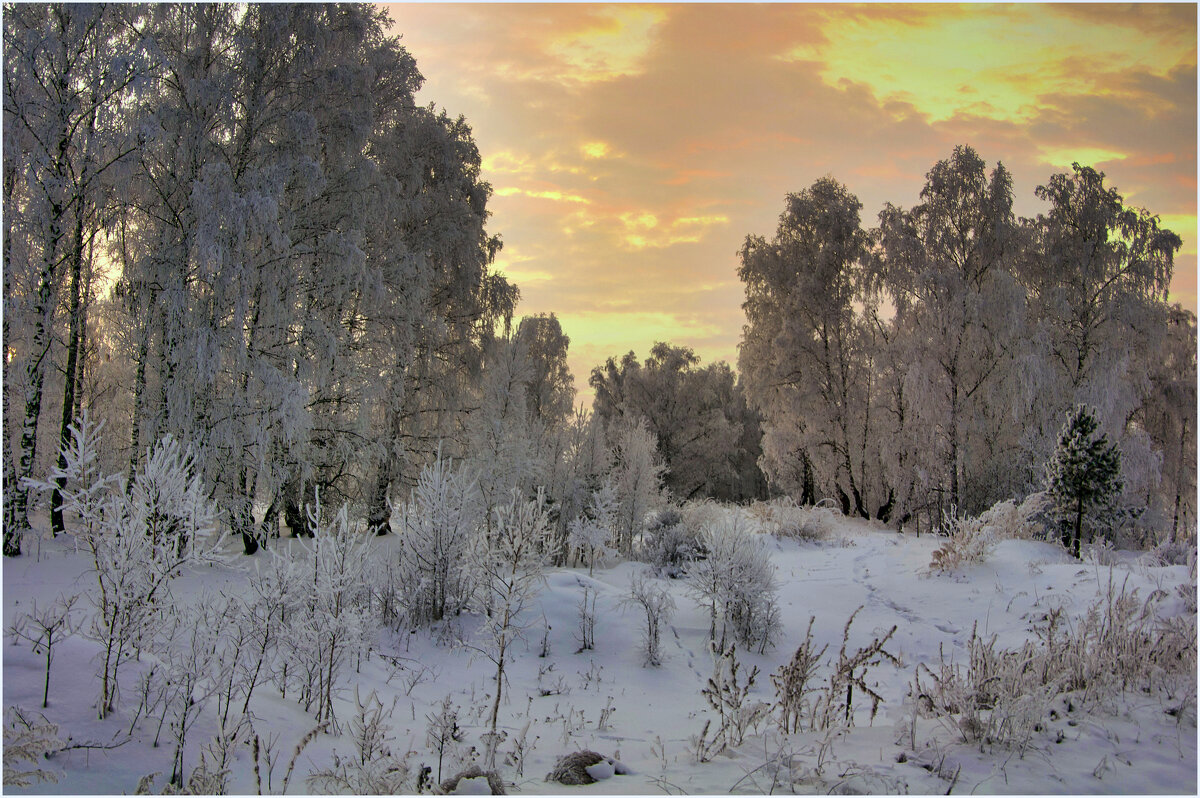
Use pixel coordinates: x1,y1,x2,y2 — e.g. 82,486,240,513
452,776,493,795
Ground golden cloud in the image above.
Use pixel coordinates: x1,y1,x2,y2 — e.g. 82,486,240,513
780,5,1196,125
544,6,669,84
494,186,592,205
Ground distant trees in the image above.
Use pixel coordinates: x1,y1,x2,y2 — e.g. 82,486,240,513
590,343,766,503
738,146,1191,544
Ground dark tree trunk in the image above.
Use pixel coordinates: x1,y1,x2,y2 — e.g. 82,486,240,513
51,199,92,535
876,488,895,523
837,486,851,517
801,451,816,506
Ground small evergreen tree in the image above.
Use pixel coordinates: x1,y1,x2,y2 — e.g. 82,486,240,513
1044,405,1122,558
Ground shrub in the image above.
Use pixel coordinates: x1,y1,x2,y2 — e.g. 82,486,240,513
622,569,675,666
640,508,704,576
915,577,1198,750
392,451,483,626
928,510,995,573
751,498,832,542
687,514,780,652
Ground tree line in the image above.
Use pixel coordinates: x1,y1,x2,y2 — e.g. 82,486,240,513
737,146,1195,545
5,5,1194,560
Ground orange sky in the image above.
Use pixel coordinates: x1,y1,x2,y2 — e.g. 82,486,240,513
386,3,1198,406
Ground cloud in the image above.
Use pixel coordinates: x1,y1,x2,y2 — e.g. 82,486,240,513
385,2,1196,401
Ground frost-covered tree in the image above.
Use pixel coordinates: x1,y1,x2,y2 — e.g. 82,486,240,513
739,177,876,513
591,344,763,502
542,408,611,565
393,450,483,625
568,480,617,575
515,313,575,427
607,416,666,556
1140,307,1197,542
467,335,541,534
3,4,145,552
1022,163,1180,497
874,146,1022,517
1045,405,1123,558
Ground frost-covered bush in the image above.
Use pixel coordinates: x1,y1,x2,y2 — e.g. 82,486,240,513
915,579,1198,750
931,495,1057,573
305,689,413,794
975,495,1047,541
678,499,725,539
928,510,996,573
568,481,617,575
750,497,832,542
2,707,61,787
392,451,483,626
278,494,377,731
622,569,675,666
27,414,226,719
687,515,780,652
1150,539,1195,567
639,507,705,576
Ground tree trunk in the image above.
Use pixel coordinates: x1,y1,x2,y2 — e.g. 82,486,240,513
51,196,93,534
1073,497,1083,559
1171,417,1188,544
801,451,816,506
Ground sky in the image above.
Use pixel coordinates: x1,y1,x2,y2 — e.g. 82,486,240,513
385,3,1198,406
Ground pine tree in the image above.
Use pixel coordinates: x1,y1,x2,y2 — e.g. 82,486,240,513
1044,405,1122,558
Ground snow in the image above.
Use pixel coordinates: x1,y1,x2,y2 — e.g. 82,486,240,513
583,759,614,781
3,511,1195,794
452,776,493,794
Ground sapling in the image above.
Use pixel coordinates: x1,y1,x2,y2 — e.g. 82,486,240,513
425,695,465,783
1044,405,1123,558
575,585,597,653
27,415,227,719
622,569,674,666
568,481,617,574
284,492,377,731
470,488,550,768
392,450,483,626
157,597,224,788
7,593,79,708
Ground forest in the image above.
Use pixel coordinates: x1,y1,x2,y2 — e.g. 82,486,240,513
3,4,1196,795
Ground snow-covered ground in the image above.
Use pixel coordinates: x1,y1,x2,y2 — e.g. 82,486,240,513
4,510,1196,794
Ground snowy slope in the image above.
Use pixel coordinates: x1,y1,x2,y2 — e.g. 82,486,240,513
3,511,1195,794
